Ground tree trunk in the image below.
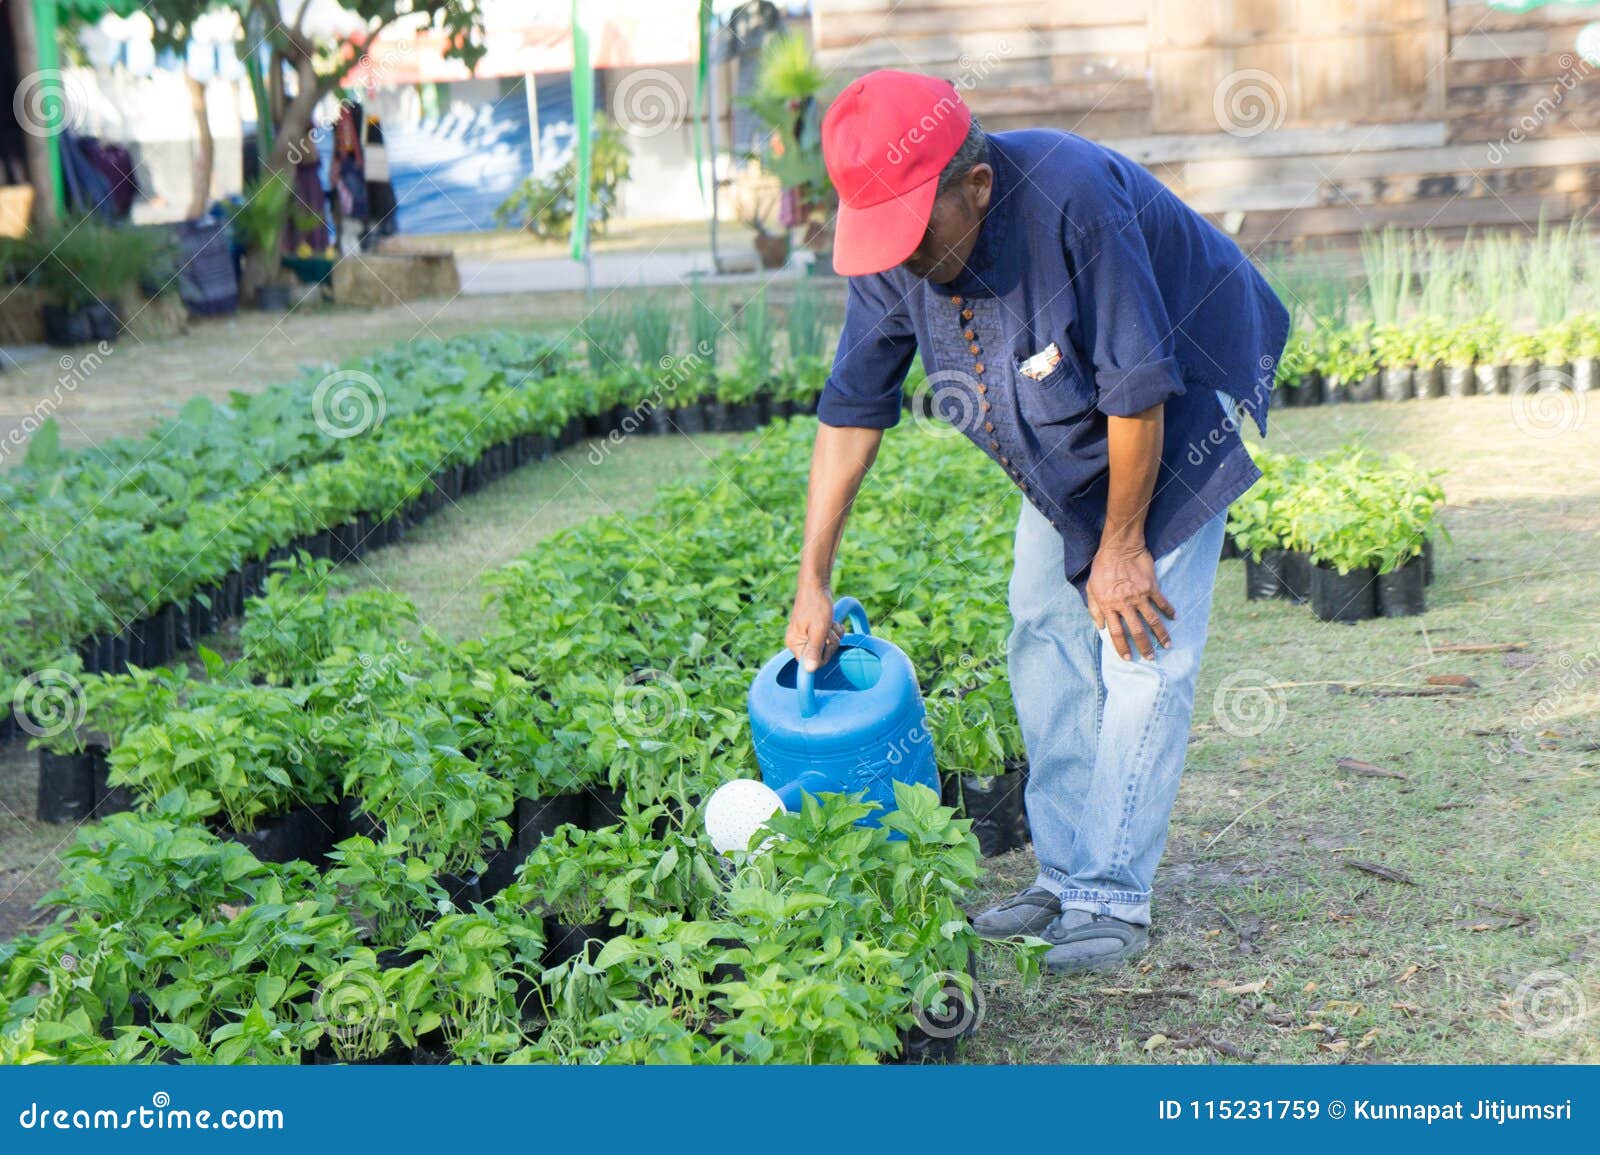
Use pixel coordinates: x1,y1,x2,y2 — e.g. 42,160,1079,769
266,49,322,175
8,0,57,227
253,46,323,286
187,74,214,220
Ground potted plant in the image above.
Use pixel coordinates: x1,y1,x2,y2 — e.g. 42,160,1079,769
501,822,623,968
1322,322,1379,404
1442,317,1484,399
1573,314,1600,393
1371,468,1446,617
744,32,834,260
1502,330,1544,394
1373,323,1416,402
1472,315,1510,395
1536,318,1576,392
1411,316,1449,399
232,173,293,310
403,911,544,1062
3,216,154,345
299,951,413,1064
1302,473,1386,623
323,832,449,957
1227,450,1290,599
494,115,631,241
742,191,790,271
1272,329,1319,407
928,678,1024,858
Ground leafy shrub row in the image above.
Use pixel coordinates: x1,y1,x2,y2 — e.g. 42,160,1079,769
1226,444,1447,576
1,332,829,721
1274,313,1600,387
7,420,1030,1064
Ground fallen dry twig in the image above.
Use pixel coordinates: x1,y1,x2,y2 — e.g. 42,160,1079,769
1343,859,1417,886
1336,757,1408,780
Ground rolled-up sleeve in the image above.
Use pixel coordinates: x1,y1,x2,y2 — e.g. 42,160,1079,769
1067,215,1188,418
816,273,918,429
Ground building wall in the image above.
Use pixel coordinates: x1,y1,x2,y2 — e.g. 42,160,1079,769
64,67,245,225
811,0,1600,248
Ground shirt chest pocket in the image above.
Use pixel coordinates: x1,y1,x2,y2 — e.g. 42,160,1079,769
1013,352,1096,425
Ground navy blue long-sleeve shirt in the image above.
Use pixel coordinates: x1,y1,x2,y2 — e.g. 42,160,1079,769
818,128,1290,598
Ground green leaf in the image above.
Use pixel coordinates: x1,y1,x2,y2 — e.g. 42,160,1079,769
23,418,61,472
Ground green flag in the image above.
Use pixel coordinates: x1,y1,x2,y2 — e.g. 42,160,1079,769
693,0,712,200
570,0,594,263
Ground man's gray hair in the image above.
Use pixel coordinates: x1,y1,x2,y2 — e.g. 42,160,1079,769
936,115,988,195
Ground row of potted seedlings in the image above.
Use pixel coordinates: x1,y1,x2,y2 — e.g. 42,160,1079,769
1270,314,1600,406
6,370,825,755
1223,445,1447,622
17,417,1084,1064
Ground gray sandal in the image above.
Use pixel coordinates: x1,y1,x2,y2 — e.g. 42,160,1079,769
1041,914,1149,974
972,886,1061,940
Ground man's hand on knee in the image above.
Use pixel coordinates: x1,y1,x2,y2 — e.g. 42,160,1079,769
1086,545,1176,660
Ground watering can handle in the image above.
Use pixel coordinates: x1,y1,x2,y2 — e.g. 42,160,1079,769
832,596,871,637
797,597,871,718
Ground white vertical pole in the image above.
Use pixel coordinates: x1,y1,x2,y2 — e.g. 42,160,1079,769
524,70,540,171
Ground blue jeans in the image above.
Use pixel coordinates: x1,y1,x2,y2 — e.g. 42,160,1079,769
1007,391,1233,926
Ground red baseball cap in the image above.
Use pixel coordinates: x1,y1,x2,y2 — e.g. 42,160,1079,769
822,71,972,277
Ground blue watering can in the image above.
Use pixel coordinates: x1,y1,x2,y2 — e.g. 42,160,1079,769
747,597,939,827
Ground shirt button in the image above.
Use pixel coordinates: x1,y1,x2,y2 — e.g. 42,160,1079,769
962,308,973,320
1000,456,1010,466
963,330,975,341
968,343,981,355
974,362,984,374
976,384,986,394
983,421,994,432
980,401,990,411
989,440,999,450
951,295,963,305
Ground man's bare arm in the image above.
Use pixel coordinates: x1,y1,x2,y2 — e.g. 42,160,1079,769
787,422,884,671
1086,405,1176,660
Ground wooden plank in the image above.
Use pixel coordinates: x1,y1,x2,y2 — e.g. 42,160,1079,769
1044,3,1152,28
1450,110,1600,143
815,25,1149,70
811,0,1071,11
1448,53,1600,85
875,54,1053,91
815,6,1050,50
1186,162,1600,212
1049,52,1150,86
1104,121,1448,162
1150,0,1231,51
964,80,1152,118
989,107,1153,138
1151,0,1435,49
814,0,1148,18
1450,80,1600,116
1150,46,1234,134
1178,135,1600,188
1296,30,1443,122
1450,30,1562,61
1182,181,1325,213
1448,3,1600,34
1231,191,1571,243
1296,0,1434,26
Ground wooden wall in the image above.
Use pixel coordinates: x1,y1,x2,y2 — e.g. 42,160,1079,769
810,0,1600,250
